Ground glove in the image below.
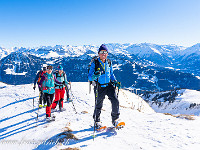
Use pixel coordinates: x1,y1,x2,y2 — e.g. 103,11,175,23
33,85,36,90
114,81,121,89
92,71,101,80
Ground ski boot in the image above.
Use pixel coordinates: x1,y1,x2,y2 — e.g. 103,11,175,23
112,119,125,129
67,98,72,102
95,122,103,130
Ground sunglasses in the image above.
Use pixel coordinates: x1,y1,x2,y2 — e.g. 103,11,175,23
47,69,52,70
99,51,108,54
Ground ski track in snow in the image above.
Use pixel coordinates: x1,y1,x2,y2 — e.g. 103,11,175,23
0,82,200,150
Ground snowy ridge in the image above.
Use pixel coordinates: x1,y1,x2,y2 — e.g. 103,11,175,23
0,47,14,60
181,43,200,59
0,43,187,59
143,89,200,116
1,82,200,150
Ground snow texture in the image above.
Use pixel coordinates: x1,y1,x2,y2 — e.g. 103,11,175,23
0,82,200,150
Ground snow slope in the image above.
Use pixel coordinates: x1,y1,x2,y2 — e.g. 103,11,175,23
148,89,200,116
0,82,200,150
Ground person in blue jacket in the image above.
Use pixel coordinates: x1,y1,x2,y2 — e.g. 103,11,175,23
39,65,63,121
88,44,121,128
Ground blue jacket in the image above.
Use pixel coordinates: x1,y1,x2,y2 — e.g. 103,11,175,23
88,58,116,87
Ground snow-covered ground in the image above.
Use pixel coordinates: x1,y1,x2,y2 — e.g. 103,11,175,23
0,82,200,150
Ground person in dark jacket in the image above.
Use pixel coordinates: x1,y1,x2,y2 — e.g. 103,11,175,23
88,44,121,128
33,66,47,108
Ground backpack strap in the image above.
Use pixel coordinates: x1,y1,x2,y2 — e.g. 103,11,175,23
94,57,99,72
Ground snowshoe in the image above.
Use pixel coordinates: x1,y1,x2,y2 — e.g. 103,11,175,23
68,99,73,102
51,108,57,112
112,119,125,130
95,122,106,131
66,98,73,102
46,116,55,122
59,107,66,112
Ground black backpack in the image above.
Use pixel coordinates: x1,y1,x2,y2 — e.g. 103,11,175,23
88,56,111,73
88,56,111,93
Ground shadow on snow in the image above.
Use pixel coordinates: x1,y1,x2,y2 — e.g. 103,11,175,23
0,97,37,110
0,108,46,140
33,127,117,150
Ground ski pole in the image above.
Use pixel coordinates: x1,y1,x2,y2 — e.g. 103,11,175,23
69,83,77,114
89,81,91,94
93,80,99,141
37,91,41,120
117,82,121,98
65,84,70,101
33,88,35,110
93,68,101,140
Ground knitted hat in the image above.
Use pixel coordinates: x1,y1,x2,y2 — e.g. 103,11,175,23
98,44,108,53
58,65,63,70
43,67,47,71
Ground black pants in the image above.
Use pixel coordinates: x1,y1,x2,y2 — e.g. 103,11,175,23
93,83,120,123
44,93,54,117
65,85,69,99
44,93,54,107
38,86,46,105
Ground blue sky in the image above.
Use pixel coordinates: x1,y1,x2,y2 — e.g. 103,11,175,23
0,0,200,48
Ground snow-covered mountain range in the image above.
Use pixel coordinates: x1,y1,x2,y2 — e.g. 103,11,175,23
0,43,199,92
